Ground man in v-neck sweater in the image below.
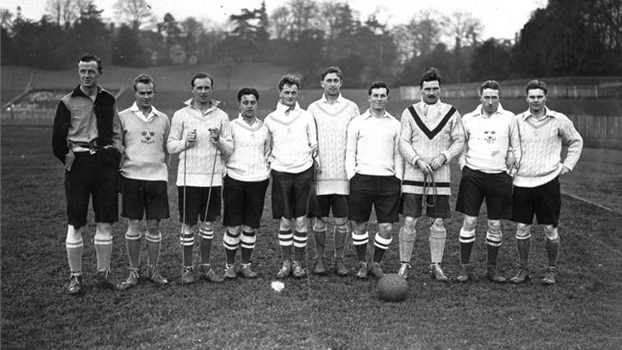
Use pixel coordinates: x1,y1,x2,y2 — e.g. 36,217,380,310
397,67,465,282
510,80,583,285
264,74,318,279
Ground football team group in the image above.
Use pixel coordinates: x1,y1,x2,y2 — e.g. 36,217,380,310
52,53,583,295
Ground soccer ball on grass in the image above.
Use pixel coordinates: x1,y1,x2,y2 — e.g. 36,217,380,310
378,273,408,302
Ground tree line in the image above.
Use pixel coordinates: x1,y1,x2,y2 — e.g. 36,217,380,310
1,0,620,87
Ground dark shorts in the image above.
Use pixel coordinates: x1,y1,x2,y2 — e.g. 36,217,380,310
223,175,269,228
271,166,314,219
348,174,401,224
310,194,349,218
121,177,169,220
65,151,120,229
400,193,451,219
456,166,513,220
512,177,561,227
178,186,221,225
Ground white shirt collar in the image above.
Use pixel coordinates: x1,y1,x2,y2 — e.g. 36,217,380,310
130,102,160,122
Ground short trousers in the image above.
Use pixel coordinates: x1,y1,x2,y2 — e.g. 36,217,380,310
271,166,314,219
455,166,513,220
222,175,269,228
400,193,451,219
512,177,561,227
310,194,349,218
177,186,221,225
65,151,120,229
121,177,170,220
348,174,401,224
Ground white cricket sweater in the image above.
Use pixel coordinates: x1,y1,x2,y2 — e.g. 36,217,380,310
459,104,521,173
167,98,233,187
346,109,403,180
308,94,359,195
119,103,170,181
399,101,464,195
264,101,318,174
514,108,583,188
221,116,271,182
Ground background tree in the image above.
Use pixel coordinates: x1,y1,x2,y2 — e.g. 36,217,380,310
45,0,88,27
112,23,148,67
112,0,154,31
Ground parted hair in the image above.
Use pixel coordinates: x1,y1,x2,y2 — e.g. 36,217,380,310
479,80,500,95
133,74,156,91
191,73,214,88
278,74,301,91
367,81,390,95
79,53,103,74
525,79,548,95
237,87,260,102
420,67,442,87
320,66,343,81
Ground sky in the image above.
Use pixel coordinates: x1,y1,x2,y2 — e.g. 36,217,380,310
2,0,547,40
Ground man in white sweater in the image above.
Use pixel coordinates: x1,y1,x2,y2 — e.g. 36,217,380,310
265,74,318,279
117,75,171,290
307,66,359,277
346,82,403,279
397,67,464,282
511,80,583,285
220,88,271,279
167,73,233,284
455,80,521,283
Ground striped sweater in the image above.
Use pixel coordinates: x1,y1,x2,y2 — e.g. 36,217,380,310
119,104,170,182
307,94,359,195
514,108,583,188
399,101,465,195
167,98,233,187
221,116,271,182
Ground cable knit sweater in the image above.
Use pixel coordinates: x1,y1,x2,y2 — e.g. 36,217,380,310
308,94,359,195
167,98,233,187
221,115,271,182
399,101,464,195
119,103,170,182
513,107,583,188
264,101,318,174
459,103,521,173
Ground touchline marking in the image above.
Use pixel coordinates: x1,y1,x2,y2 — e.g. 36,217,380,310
562,191,621,215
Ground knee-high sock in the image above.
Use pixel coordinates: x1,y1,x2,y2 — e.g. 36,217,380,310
223,229,241,265
313,227,327,259
352,231,369,263
278,230,293,261
180,231,194,267
293,230,308,262
199,227,214,264
373,233,393,264
125,231,142,268
545,237,560,267
516,235,531,268
145,231,162,267
459,228,476,265
334,225,348,259
429,226,447,264
486,229,503,266
399,227,416,264
94,233,113,271
66,237,84,274
240,230,256,263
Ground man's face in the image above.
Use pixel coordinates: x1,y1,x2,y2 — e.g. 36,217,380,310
239,94,258,119
480,88,500,115
321,73,342,98
421,80,440,105
279,84,298,107
368,87,389,112
192,77,213,104
526,88,547,113
78,61,100,89
134,82,155,110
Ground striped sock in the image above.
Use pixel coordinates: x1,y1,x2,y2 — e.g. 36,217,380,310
66,237,84,274
145,231,162,267
352,231,369,263
94,233,113,271
240,230,256,263
278,230,293,260
373,233,393,263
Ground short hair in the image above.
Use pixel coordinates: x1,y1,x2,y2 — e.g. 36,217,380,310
278,74,301,91
191,73,214,88
419,67,442,87
237,87,260,102
525,79,548,95
79,53,103,74
133,74,155,92
479,80,500,95
320,66,343,81
368,81,390,96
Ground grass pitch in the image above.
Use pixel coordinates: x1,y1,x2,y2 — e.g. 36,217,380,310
2,125,622,349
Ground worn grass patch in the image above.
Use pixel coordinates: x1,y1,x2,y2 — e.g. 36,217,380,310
2,125,622,349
